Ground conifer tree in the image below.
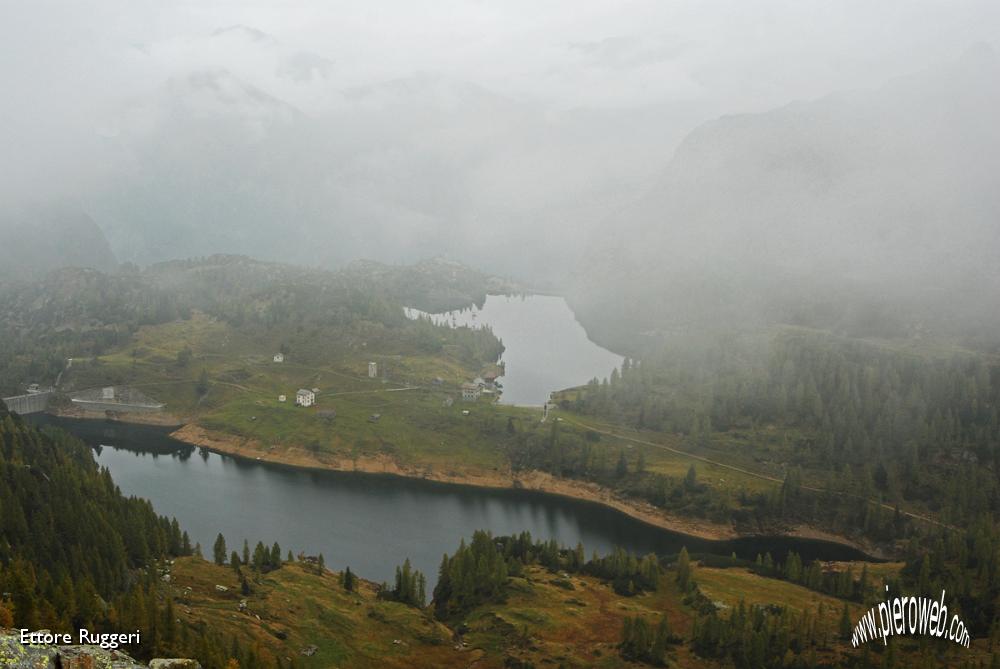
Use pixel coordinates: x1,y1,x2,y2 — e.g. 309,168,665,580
270,542,282,568
616,450,628,478
213,533,227,565
676,546,692,589
684,464,697,490
840,603,852,639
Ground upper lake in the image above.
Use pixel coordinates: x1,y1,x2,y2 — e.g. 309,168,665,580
406,294,623,406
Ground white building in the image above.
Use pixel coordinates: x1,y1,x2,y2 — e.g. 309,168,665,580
368,361,378,378
461,383,480,402
278,394,287,403
273,353,284,363
295,389,315,407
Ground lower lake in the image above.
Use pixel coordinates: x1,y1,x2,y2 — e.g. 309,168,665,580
33,415,872,590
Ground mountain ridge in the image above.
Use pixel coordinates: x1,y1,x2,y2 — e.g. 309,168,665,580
571,49,1000,346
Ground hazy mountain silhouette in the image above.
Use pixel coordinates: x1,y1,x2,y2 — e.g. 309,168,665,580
78,27,700,281
573,47,1000,345
0,205,118,281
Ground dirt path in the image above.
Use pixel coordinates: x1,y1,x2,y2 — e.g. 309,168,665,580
322,386,419,397
560,416,787,485
559,415,954,531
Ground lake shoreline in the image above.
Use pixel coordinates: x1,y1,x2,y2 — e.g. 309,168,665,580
170,424,736,540
168,422,884,557
44,408,885,558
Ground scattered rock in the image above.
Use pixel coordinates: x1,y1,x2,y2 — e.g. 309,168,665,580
0,629,201,669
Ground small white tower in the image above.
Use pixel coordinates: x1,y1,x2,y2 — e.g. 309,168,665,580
368,361,378,378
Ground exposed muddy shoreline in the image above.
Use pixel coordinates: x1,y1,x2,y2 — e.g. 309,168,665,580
168,423,885,558
44,408,884,558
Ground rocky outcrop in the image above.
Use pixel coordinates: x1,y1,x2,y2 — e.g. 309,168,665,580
0,630,201,669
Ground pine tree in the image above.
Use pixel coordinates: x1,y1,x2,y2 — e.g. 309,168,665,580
616,450,628,478
684,464,697,490
620,617,635,658
651,615,671,662
252,541,267,571
163,597,177,649
196,368,210,396
213,533,227,565
270,542,282,568
676,546,692,589
840,603,852,639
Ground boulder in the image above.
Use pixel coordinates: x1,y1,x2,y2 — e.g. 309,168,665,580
0,630,200,669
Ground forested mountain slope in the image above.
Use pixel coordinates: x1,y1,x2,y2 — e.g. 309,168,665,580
0,256,503,395
0,400,197,658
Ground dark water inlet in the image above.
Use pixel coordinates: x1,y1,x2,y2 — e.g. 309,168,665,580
33,415,873,590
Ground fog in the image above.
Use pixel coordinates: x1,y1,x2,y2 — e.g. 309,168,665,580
2,0,999,311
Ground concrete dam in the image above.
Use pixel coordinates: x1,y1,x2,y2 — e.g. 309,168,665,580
1,392,53,415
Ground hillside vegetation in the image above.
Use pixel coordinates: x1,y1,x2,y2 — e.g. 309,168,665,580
160,528,996,669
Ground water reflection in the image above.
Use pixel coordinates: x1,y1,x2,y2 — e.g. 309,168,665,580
406,294,624,405
34,415,872,589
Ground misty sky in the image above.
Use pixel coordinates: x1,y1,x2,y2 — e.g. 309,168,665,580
4,0,998,202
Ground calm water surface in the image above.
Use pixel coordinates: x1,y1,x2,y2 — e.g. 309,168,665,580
34,416,871,589
406,294,623,405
